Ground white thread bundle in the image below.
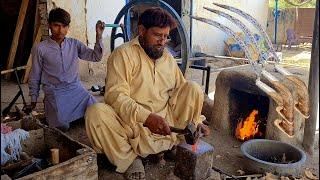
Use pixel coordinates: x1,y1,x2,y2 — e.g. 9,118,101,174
1,129,29,165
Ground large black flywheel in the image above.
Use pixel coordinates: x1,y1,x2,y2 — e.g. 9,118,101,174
110,0,191,75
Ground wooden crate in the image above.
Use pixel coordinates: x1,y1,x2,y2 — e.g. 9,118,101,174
2,117,98,180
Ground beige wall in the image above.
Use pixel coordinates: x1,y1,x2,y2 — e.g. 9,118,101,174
192,0,269,55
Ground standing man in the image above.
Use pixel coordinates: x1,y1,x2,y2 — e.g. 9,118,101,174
28,8,105,131
85,7,210,180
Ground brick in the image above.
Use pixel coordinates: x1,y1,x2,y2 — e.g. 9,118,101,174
174,140,214,180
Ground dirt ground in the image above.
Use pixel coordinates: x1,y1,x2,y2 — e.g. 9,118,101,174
1,46,319,179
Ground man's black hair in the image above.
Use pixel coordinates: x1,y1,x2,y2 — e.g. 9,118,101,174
138,7,177,29
48,8,71,26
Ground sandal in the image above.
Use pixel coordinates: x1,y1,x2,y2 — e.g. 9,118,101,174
124,158,146,180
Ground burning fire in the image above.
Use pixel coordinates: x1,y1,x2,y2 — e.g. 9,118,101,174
235,109,260,141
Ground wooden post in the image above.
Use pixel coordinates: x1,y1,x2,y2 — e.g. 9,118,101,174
33,0,40,41
22,26,42,83
50,148,59,165
5,0,30,79
303,0,319,155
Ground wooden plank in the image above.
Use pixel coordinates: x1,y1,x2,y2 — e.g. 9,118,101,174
5,0,30,79
32,0,40,41
22,26,42,83
303,0,319,155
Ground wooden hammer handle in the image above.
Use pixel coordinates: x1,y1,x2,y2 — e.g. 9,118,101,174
169,126,188,134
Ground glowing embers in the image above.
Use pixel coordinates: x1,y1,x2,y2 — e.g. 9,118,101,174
192,142,198,152
235,109,263,141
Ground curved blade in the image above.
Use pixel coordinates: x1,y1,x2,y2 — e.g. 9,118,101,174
204,7,266,63
212,2,279,63
190,15,261,76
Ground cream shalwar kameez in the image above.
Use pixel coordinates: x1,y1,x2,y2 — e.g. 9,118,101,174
85,37,204,173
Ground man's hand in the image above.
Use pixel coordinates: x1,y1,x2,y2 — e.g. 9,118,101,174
96,20,105,40
144,113,171,135
22,102,37,114
197,123,210,137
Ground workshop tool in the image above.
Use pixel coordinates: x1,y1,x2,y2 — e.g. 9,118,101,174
1,67,28,116
169,123,203,145
212,166,240,179
174,140,214,180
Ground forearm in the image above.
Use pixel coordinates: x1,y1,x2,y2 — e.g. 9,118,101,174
78,40,104,62
28,79,40,102
29,47,42,103
96,32,102,42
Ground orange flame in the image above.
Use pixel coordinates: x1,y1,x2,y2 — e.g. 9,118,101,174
235,109,259,141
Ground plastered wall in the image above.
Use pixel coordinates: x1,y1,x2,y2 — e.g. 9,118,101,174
192,0,269,55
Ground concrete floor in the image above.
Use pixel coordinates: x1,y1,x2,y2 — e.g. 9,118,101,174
1,49,319,179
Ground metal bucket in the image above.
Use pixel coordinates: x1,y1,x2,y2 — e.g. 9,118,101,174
241,139,306,176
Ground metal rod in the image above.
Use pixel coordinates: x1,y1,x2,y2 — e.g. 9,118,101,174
205,65,211,94
2,91,22,116
275,65,293,76
212,166,239,179
211,64,250,72
187,64,211,94
1,66,28,75
261,70,279,82
255,80,276,93
274,0,279,44
14,69,26,106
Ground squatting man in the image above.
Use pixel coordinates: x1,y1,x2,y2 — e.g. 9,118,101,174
85,7,210,180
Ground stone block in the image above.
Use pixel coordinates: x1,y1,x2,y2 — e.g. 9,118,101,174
174,140,214,180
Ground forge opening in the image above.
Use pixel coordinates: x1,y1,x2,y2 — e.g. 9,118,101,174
229,88,269,141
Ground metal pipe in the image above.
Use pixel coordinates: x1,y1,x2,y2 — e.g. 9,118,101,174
261,70,279,82
274,0,279,44
274,65,293,75
211,64,251,72
255,80,281,105
190,0,193,49
205,65,211,94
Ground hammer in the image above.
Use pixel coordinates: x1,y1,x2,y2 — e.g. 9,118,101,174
169,123,203,145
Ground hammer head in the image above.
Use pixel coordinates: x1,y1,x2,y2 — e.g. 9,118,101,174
169,122,203,145
184,123,202,145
